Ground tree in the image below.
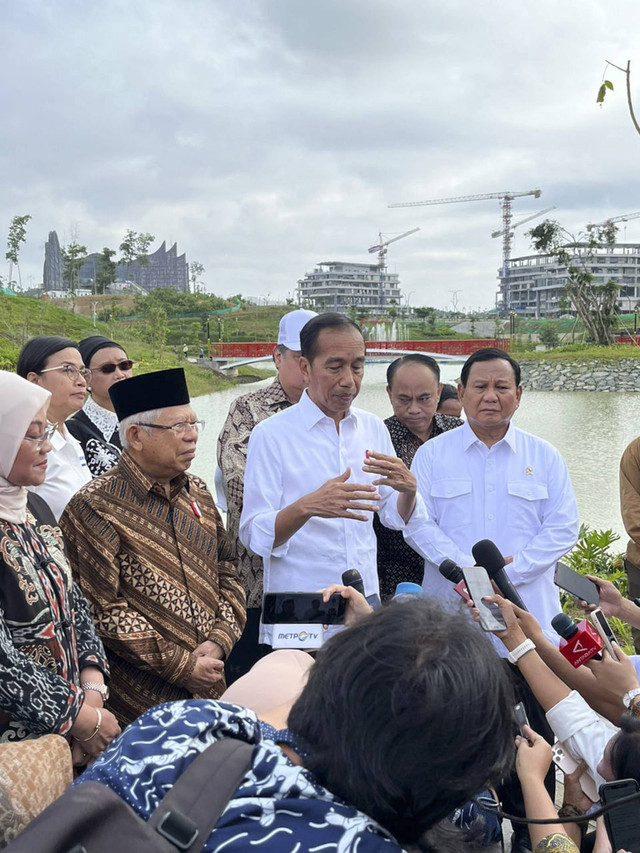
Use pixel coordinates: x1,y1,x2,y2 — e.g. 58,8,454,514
538,321,560,348
61,240,87,293
414,306,436,334
597,60,640,139
528,219,620,346
5,214,31,290
143,307,167,357
189,261,205,294
95,247,117,294
119,229,155,284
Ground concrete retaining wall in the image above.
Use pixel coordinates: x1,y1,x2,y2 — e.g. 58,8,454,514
520,359,640,391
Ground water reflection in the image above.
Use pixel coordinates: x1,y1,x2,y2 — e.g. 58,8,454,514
192,361,636,544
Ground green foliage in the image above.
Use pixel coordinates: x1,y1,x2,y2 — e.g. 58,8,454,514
562,525,633,653
597,79,614,104
537,321,560,348
119,230,155,282
5,214,32,289
95,248,117,294
62,241,87,293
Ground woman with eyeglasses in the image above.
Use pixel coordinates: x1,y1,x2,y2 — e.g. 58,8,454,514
17,336,91,521
67,336,134,478
0,371,120,759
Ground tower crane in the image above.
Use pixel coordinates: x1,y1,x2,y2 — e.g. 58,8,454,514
491,207,556,239
586,211,640,231
388,188,542,272
368,227,420,270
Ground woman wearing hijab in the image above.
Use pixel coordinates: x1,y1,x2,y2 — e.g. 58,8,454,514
16,336,91,520
0,371,120,764
67,336,133,477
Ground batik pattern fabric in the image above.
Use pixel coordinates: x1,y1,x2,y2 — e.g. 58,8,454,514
60,453,246,726
0,513,107,741
77,699,404,853
534,834,579,853
217,378,292,608
374,413,463,599
67,397,122,477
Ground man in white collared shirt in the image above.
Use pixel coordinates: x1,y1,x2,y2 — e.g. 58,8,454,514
240,313,424,646
405,347,579,647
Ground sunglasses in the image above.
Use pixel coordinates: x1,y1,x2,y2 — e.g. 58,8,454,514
90,359,134,375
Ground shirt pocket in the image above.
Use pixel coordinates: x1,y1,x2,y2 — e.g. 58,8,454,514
507,480,549,531
430,479,473,533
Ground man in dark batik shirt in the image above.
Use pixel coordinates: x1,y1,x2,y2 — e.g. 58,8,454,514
374,354,462,599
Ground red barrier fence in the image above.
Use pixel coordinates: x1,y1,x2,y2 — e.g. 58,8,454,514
209,338,509,358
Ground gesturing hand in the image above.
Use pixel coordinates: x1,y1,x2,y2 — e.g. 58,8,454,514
304,468,380,522
362,451,417,495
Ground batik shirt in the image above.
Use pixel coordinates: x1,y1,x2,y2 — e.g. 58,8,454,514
217,378,293,608
78,700,404,853
374,413,463,599
0,512,107,741
67,397,122,477
60,453,246,726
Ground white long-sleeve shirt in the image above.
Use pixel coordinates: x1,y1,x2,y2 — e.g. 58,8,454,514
240,390,426,643
31,423,91,521
405,419,579,647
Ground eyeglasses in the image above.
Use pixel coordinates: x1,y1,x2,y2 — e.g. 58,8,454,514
23,423,57,451
39,364,91,382
90,359,134,375
139,420,205,435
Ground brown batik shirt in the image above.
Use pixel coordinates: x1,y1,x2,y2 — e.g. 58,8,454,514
60,452,246,726
217,378,293,608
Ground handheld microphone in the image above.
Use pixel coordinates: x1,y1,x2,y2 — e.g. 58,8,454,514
342,569,365,596
438,559,470,602
551,613,603,667
472,539,528,611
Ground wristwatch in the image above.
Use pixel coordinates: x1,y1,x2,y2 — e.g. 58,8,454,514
622,687,640,708
82,682,109,701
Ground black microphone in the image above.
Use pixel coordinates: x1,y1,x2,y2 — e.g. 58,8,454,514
439,559,464,584
471,539,528,611
342,569,365,596
551,613,602,665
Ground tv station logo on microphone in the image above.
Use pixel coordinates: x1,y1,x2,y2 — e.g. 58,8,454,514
562,622,603,667
272,625,322,649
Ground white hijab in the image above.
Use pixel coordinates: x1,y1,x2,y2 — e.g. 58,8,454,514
0,372,51,524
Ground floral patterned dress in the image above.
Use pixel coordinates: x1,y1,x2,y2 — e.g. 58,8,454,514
0,512,108,741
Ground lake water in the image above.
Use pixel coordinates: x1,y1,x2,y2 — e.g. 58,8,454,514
191,361,639,548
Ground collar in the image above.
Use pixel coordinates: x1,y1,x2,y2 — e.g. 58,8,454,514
298,389,358,431
83,396,119,439
462,419,517,452
118,451,190,502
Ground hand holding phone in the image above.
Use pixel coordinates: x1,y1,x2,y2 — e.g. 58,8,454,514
554,562,599,606
589,608,617,657
599,778,640,853
462,566,507,633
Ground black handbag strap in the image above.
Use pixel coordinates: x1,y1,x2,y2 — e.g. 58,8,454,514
147,737,254,852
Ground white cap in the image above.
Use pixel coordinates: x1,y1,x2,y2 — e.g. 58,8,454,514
277,309,318,350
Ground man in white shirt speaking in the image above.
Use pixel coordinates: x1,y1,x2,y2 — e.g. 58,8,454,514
240,313,423,647
406,347,579,643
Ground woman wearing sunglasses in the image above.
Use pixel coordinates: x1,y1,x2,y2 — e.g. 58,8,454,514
66,336,134,478
17,336,91,521
0,371,119,759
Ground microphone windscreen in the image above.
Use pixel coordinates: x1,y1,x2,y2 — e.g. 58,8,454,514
472,540,505,576
551,612,576,639
439,559,463,583
342,569,365,595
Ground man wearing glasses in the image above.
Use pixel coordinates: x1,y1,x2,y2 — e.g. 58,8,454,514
67,336,134,476
60,368,246,726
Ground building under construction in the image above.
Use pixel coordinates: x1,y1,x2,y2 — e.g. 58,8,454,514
498,243,640,317
296,261,403,314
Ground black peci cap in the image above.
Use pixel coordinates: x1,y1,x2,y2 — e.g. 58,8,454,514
109,368,190,421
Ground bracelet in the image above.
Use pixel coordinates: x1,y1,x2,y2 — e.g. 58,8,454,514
78,707,102,742
507,638,536,665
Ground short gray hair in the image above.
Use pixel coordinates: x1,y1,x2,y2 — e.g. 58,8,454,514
119,408,164,450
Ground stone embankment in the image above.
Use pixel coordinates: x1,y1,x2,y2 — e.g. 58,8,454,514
520,359,640,392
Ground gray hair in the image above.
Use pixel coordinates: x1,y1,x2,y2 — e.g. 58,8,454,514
119,408,164,450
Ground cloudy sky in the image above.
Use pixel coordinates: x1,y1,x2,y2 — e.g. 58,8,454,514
2,0,640,310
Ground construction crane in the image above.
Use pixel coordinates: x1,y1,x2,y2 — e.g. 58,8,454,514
586,211,640,231
389,189,541,271
491,206,556,239
368,227,420,270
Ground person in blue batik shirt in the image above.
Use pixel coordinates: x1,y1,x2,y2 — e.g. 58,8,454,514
78,597,515,852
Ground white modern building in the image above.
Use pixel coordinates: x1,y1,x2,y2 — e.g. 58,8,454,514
497,243,640,317
296,261,403,314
